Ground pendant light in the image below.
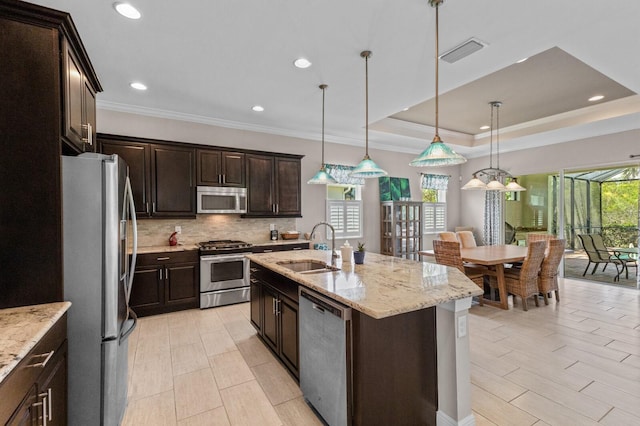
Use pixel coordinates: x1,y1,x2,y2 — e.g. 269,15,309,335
461,101,526,192
307,84,338,184
350,51,388,179
410,0,466,167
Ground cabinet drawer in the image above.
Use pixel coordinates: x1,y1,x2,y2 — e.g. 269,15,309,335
0,314,67,423
136,250,198,266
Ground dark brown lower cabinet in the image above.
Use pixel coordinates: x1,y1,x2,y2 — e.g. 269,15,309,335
351,308,438,426
0,314,68,426
130,251,199,317
250,262,299,379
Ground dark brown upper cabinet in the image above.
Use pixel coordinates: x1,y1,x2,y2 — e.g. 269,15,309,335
197,149,245,187
62,38,98,153
98,135,196,218
0,1,101,309
245,154,302,217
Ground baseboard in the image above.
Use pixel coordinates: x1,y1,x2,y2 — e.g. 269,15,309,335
436,411,476,426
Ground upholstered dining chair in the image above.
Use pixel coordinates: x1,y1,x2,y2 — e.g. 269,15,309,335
503,240,546,311
538,238,565,305
456,230,477,248
433,240,486,306
438,232,458,242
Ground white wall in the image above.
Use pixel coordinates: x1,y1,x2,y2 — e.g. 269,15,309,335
458,129,640,243
98,109,462,253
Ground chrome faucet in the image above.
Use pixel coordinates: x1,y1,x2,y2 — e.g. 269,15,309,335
310,222,338,266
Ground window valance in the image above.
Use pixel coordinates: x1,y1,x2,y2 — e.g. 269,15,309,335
421,174,450,190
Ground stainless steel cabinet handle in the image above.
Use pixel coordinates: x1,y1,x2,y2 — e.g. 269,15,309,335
250,267,258,272
293,247,302,250
152,202,156,213
276,204,279,214
146,202,150,214
165,267,169,280
38,388,52,423
157,257,170,261
262,249,273,253
276,299,281,315
250,278,258,284
32,399,46,426
159,269,163,280
26,350,54,368
272,298,276,315
47,388,52,421
218,174,222,184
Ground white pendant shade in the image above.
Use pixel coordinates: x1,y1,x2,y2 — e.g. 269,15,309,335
486,179,506,191
461,176,487,190
505,179,526,191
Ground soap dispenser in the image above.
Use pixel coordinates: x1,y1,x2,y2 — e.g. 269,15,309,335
341,240,353,263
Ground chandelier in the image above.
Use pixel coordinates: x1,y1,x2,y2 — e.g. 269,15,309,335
461,101,526,191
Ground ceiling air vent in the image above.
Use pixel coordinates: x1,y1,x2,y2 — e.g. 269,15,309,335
440,38,486,64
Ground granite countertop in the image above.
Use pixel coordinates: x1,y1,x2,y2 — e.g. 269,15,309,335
135,244,199,254
0,302,72,384
246,250,482,319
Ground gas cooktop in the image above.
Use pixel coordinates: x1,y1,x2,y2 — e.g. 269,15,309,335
198,240,252,254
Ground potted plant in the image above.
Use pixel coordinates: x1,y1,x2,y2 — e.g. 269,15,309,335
353,242,366,264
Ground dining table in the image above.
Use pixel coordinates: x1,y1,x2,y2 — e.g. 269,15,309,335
460,245,529,309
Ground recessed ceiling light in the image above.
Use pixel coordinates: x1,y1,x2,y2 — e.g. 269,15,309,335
252,105,264,112
588,95,604,102
293,58,312,69
130,82,147,90
479,125,490,130
114,2,141,20
516,57,528,64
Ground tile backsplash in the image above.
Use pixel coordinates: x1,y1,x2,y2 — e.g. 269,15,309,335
135,215,298,247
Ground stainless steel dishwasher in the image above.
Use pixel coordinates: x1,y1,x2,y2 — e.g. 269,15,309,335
299,287,352,426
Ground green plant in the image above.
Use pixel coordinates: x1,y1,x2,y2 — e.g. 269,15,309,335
357,242,365,252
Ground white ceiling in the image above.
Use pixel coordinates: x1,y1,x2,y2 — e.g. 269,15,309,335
31,0,640,158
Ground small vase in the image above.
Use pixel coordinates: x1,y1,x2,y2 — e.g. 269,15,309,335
353,251,365,264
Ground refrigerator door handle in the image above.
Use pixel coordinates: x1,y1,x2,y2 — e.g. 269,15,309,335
120,308,138,342
125,176,138,305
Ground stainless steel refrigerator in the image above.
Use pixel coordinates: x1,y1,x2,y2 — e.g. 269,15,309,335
62,153,138,426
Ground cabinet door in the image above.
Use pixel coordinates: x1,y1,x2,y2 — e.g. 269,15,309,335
197,149,222,186
261,285,279,353
99,140,151,217
246,154,275,215
165,263,199,305
222,152,245,187
83,80,96,151
62,41,85,151
5,384,37,426
37,340,67,426
249,279,262,333
130,266,164,314
151,145,196,217
279,295,299,377
275,157,301,216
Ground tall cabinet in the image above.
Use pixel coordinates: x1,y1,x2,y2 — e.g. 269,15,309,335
0,1,101,308
380,201,423,261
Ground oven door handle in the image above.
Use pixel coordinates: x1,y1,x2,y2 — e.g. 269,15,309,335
200,253,250,263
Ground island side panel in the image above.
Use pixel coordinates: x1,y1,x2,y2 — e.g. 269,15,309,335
351,307,438,426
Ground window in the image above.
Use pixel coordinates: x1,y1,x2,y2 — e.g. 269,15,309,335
422,187,447,234
327,184,363,239
323,164,365,240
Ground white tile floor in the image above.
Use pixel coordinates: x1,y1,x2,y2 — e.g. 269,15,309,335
123,277,640,425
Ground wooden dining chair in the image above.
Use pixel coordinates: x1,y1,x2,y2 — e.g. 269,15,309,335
538,238,565,305
503,240,546,311
456,230,477,248
433,240,486,306
438,232,458,242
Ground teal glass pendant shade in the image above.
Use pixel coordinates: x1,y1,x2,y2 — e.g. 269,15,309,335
307,165,337,184
351,155,388,178
410,137,467,167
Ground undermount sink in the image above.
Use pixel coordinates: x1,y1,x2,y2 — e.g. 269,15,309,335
276,259,340,274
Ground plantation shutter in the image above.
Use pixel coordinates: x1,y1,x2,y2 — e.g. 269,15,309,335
327,200,362,239
424,203,447,234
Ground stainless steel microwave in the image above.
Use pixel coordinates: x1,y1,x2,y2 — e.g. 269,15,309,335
197,186,247,214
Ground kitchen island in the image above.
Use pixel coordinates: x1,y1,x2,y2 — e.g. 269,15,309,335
246,249,482,426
